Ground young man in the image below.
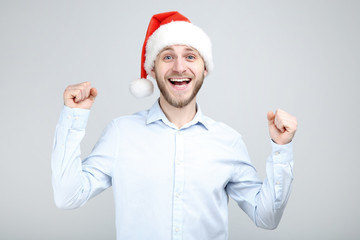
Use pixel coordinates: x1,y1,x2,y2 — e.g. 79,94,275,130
52,11,297,240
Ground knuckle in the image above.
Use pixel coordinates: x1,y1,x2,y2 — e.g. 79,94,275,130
64,88,73,96
65,85,72,92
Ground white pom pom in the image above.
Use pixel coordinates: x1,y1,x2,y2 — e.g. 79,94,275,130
129,78,154,98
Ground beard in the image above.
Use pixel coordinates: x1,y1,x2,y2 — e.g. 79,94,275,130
154,70,205,109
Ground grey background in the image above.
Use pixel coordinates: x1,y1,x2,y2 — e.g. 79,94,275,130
1,0,359,239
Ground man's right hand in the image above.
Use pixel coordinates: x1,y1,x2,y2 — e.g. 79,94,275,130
63,81,98,109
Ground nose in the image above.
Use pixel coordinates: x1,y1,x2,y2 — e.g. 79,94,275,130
172,58,186,74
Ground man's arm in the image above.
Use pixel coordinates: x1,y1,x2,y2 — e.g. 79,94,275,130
227,109,297,229
51,82,112,209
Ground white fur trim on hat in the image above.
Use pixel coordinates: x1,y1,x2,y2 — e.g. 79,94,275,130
144,21,213,75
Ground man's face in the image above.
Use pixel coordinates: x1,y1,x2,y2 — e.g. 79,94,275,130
151,45,208,108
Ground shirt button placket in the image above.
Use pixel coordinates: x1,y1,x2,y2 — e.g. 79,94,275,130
172,130,184,240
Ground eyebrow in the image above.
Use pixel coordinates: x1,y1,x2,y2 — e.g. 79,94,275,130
184,47,197,53
159,46,199,57
162,46,173,51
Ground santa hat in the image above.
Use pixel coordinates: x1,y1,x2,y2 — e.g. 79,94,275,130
130,11,213,98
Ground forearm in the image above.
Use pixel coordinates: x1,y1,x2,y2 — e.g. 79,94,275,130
254,141,294,229
51,106,91,209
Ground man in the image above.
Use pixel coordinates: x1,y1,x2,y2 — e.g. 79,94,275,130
52,11,297,240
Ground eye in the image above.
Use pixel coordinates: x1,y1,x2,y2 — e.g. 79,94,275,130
163,55,173,60
186,55,196,60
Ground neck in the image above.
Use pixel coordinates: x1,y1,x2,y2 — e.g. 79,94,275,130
159,96,197,129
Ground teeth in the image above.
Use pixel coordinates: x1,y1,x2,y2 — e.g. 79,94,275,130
169,78,190,82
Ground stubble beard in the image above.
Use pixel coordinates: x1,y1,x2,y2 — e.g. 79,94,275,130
155,71,205,109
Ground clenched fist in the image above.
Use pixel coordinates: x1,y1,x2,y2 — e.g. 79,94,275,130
267,109,297,145
63,81,98,109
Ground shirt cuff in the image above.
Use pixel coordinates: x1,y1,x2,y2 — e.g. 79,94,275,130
270,140,294,164
57,105,90,130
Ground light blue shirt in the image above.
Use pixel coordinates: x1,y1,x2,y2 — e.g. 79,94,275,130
52,100,294,240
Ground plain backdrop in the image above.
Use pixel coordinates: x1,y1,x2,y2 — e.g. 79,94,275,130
1,0,359,239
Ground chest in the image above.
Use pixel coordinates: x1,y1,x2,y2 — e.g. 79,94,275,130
112,129,238,196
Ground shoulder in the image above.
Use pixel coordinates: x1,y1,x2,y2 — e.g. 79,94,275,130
204,115,240,135
202,115,244,144
111,109,149,129
201,115,251,162
98,109,150,140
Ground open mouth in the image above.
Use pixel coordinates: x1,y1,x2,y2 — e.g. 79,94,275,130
168,78,192,88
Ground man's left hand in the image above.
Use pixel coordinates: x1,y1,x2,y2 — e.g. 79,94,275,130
267,109,297,145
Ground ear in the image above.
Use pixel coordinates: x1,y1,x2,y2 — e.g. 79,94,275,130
204,68,208,77
150,68,156,79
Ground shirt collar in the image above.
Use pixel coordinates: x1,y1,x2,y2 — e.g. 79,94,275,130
146,99,209,131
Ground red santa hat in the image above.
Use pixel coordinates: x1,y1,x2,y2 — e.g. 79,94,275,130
130,11,213,98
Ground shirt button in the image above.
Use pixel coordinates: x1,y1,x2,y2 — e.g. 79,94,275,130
274,151,280,156
276,181,280,185
175,227,180,232
175,193,181,198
